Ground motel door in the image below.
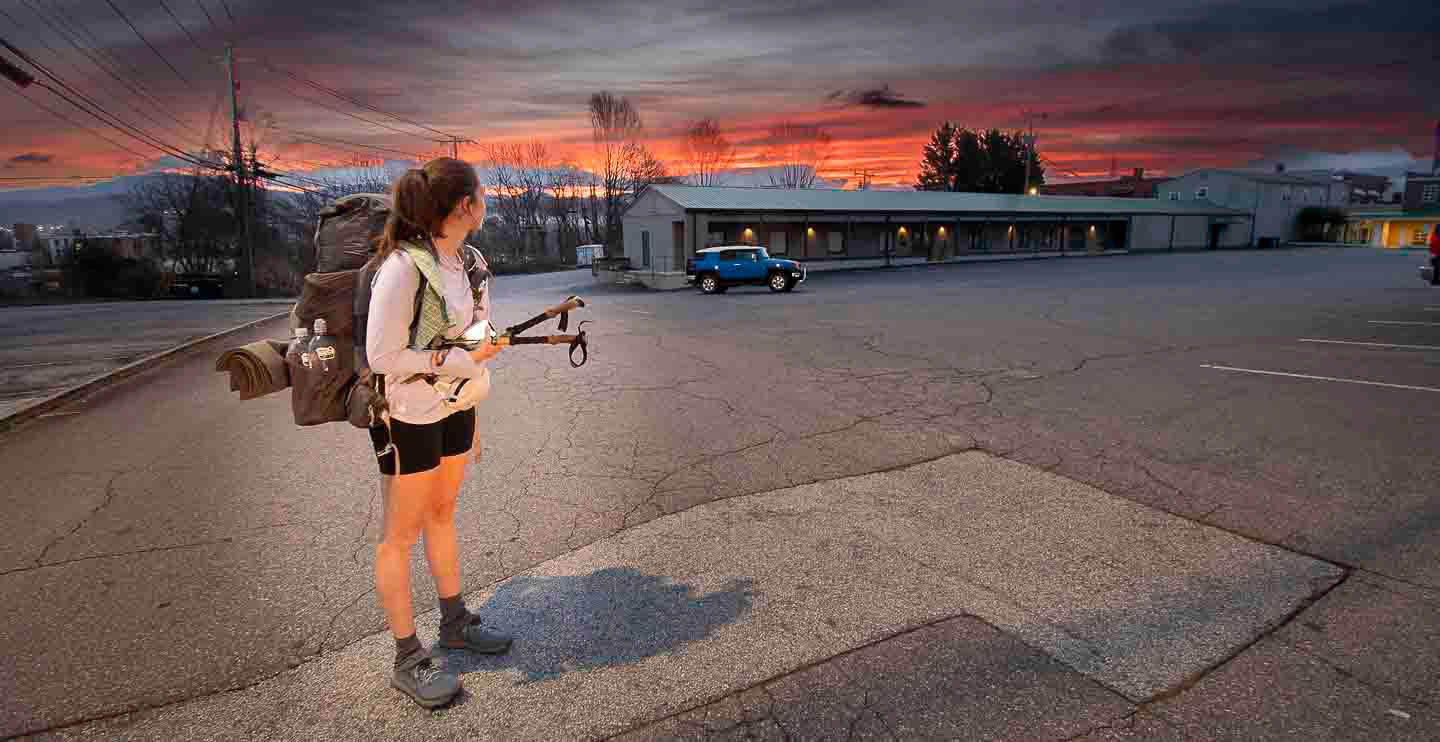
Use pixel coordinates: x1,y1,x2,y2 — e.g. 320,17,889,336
769,231,787,256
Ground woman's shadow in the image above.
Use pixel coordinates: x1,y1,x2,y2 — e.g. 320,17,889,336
437,567,756,684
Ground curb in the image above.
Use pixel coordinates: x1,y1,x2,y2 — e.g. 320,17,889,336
0,310,291,433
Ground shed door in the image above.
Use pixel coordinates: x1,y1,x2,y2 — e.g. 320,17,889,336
769,231,787,255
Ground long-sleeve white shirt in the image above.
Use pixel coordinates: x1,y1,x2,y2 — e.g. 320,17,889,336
365,248,490,424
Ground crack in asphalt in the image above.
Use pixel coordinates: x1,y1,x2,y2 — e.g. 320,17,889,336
0,521,318,577
31,469,124,568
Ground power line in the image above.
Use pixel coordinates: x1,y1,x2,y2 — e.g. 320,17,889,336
1,84,153,162
157,0,206,55
0,174,119,181
18,0,206,152
102,0,191,86
271,126,423,160
219,0,235,24
258,60,457,140
2,37,217,168
254,172,328,196
196,0,219,33
262,74,446,144
35,78,217,167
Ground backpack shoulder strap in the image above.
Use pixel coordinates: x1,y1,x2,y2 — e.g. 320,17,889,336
461,244,489,306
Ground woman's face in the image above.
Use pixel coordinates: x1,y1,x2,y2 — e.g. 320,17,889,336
461,187,485,231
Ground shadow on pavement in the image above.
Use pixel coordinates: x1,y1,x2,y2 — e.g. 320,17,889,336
438,567,756,683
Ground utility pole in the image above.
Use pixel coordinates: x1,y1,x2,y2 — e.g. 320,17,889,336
446,136,478,160
852,169,873,190
1021,110,1046,195
226,43,254,297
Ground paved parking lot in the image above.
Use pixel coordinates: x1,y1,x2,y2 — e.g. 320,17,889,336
0,299,292,419
3,250,1437,739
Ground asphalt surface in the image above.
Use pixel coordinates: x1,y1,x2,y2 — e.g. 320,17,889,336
0,299,292,419
35,453,1339,740
2,251,1438,739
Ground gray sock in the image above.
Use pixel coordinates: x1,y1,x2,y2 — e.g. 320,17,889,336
394,633,424,668
439,594,467,626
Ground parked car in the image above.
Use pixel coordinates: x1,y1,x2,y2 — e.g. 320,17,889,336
575,243,605,267
685,246,806,294
1423,263,1436,284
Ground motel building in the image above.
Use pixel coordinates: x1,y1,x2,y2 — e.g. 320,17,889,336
616,185,1252,288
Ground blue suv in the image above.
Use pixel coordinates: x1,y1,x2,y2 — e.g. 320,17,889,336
686,246,807,294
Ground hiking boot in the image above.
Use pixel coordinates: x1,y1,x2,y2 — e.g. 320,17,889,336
439,614,513,655
391,654,461,709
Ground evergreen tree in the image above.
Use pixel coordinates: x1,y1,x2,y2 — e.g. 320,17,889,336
916,123,1044,193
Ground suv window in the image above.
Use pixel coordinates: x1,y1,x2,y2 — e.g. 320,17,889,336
718,250,738,261
740,250,760,262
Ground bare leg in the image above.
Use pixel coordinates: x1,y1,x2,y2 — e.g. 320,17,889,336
375,468,440,639
423,453,467,599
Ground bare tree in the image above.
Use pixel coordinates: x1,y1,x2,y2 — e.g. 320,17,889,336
124,168,238,276
588,91,669,249
683,117,736,186
764,122,833,189
484,142,556,260
545,160,592,262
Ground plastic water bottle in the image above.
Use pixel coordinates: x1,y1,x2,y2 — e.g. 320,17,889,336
309,318,338,374
285,326,310,373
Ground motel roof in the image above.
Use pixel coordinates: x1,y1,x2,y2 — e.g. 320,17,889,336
641,185,1250,218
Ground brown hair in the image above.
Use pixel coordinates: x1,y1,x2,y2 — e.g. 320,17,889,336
374,157,480,260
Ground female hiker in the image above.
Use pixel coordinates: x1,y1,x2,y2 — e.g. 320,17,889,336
365,157,509,708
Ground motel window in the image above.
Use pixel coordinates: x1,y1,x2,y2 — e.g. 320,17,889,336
1281,187,1292,201
707,231,724,246
640,231,651,268
1195,187,1208,200
1168,191,1180,201
1415,227,1430,246
1424,184,1439,203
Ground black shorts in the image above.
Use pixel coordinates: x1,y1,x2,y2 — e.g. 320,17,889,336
370,409,476,476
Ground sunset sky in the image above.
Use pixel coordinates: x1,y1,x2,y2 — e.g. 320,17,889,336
1,0,1436,190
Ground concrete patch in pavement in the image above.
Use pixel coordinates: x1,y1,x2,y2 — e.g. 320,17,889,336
616,615,1135,741
40,451,1341,741
0,311,289,432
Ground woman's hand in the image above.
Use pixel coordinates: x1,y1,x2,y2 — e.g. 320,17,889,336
468,341,504,365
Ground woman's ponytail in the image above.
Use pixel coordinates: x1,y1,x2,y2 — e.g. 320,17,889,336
373,159,480,263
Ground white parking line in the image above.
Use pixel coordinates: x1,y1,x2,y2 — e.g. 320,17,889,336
1299,339,1440,351
1368,320,1440,327
1200,364,1440,393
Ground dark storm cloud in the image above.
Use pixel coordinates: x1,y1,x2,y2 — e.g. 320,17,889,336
8,153,55,165
1100,0,1440,65
826,85,926,109
2,0,1433,186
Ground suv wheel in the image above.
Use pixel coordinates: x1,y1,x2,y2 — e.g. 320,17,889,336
699,274,721,294
768,272,790,293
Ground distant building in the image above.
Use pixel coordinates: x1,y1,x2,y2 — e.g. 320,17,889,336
1040,169,1164,198
620,185,1251,283
45,231,160,264
1277,170,1392,204
1156,168,1347,243
1344,172,1440,248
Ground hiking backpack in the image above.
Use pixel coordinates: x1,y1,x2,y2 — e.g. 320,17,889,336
287,193,489,428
